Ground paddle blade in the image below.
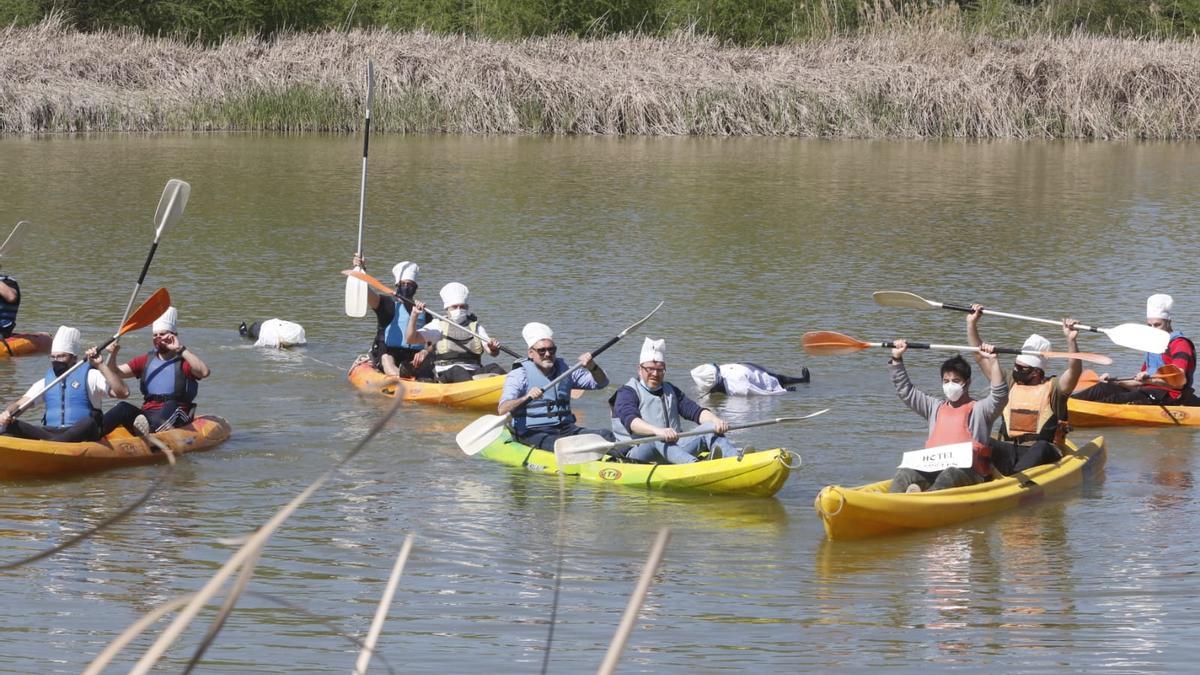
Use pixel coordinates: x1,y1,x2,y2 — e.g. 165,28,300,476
554,433,612,465
1158,364,1187,389
872,291,937,310
455,414,510,455
342,268,395,297
1074,369,1104,393
0,220,30,257
1039,350,1112,366
345,267,368,317
802,331,873,356
153,179,191,238
1103,323,1170,354
119,288,171,336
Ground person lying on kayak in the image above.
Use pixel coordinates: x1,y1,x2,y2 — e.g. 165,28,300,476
102,307,211,436
498,321,611,450
608,337,736,464
1073,293,1199,405
690,362,810,396
889,308,1008,493
407,282,505,383
239,318,307,348
968,304,1082,474
354,255,433,378
0,326,129,442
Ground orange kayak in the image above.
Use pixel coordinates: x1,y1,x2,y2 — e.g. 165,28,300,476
348,359,504,410
1068,397,1200,427
0,415,232,479
0,332,51,358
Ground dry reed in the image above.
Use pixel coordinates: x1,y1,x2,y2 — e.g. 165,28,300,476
2,15,1200,138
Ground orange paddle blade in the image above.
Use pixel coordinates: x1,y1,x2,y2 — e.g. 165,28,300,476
118,288,171,336
1157,364,1186,389
342,269,394,297
802,331,874,356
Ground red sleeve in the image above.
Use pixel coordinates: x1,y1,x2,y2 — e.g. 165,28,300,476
1167,337,1196,373
127,353,148,377
182,361,194,378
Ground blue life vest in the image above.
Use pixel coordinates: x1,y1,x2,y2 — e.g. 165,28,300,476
139,351,199,406
381,298,427,350
1145,331,1196,390
0,275,19,333
512,359,575,434
42,363,97,428
609,377,681,441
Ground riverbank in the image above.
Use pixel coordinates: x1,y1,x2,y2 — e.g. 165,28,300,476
3,17,1198,138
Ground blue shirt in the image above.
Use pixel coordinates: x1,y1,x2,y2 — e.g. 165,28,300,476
500,360,606,404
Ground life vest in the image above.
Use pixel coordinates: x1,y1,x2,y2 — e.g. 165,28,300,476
139,351,199,407
1144,332,1196,392
432,317,483,368
609,377,681,442
42,363,98,428
512,359,575,434
0,275,19,333
925,399,991,477
1000,377,1063,444
379,298,427,351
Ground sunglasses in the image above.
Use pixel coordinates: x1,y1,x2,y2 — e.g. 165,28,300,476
533,346,557,356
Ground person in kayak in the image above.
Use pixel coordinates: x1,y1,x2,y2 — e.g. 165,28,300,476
0,326,129,442
967,304,1082,474
498,322,611,450
407,282,505,383
609,337,736,464
889,307,1008,493
0,269,20,338
354,255,433,378
1072,293,1199,405
239,318,307,348
689,362,810,396
102,306,211,436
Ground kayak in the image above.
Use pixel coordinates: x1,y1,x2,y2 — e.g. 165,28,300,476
0,332,51,358
1068,398,1200,427
348,359,504,410
814,436,1106,540
0,415,232,479
477,428,798,497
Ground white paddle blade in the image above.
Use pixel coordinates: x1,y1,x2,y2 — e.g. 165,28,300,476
554,433,612,465
345,270,368,317
0,220,30,257
872,291,938,310
154,179,191,237
1103,323,1170,354
456,414,509,455
898,442,974,473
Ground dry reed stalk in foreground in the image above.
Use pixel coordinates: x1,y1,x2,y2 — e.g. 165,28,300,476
599,527,671,675
2,16,1200,138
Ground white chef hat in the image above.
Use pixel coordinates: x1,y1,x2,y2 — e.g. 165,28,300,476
392,261,419,284
690,363,719,394
522,322,554,347
639,337,666,364
440,282,469,308
51,325,81,356
152,307,179,334
1015,333,1051,370
1147,293,1173,320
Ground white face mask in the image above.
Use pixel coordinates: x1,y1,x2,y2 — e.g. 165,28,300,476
942,381,966,402
448,308,468,323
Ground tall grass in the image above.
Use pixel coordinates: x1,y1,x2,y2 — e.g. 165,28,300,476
2,14,1198,137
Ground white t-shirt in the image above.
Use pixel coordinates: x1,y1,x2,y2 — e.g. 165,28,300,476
417,320,490,373
718,363,788,396
22,369,113,411
255,318,307,348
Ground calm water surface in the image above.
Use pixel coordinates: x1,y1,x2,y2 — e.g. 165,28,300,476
0,134,1199,671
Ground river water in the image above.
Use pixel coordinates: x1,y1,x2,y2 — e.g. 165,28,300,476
0,134,1198,672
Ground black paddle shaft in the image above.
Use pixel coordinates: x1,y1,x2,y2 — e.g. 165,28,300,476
881,340,1024,356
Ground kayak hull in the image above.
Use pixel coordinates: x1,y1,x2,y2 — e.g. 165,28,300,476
349,360,503,410
0,332,51,359
478,428,795,497
1068,398,1200,427
0,415,232,479
814,436,1106,540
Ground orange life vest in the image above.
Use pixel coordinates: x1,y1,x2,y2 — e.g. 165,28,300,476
1000,377,1063,444
926,399,991,477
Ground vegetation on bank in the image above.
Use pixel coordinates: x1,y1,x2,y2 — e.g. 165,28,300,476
1,15,1198,138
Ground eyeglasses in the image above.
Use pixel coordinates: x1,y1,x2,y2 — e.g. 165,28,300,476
533,346,557,356
640,365,665,374
50,353,73,362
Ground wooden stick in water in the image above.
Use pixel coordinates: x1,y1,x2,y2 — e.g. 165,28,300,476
598,528,671,675
354,535,416,675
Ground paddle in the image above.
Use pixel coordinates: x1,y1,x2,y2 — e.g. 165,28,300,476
343,268,525,360
553,409,830,465
1074,365,1186,393
872,290,1169,354
345,60,374,318
9,288,171,419
0,220,30,258
455,301,665,455
801,330,1113,365
114,179,189,336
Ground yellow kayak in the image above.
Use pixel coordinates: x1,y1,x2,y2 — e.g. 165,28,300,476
814,436,1107,540
1068,397,1200,427
348,359,504,410
0,332,51,358
0,415,232,479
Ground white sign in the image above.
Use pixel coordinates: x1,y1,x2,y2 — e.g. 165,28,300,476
898,442,974,472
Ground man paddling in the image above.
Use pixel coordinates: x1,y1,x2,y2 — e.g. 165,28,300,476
354,255,433,378
0,268,20,339
690,362,809,396
1073,293,1199,405
609,338,736,464
888,307,1008,493
407,282,504,383
968,304,1082,474
0,326,129,442
498,322,611,450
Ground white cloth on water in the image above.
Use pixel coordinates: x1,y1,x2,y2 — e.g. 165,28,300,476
254,319,307,348
701,363,789,396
